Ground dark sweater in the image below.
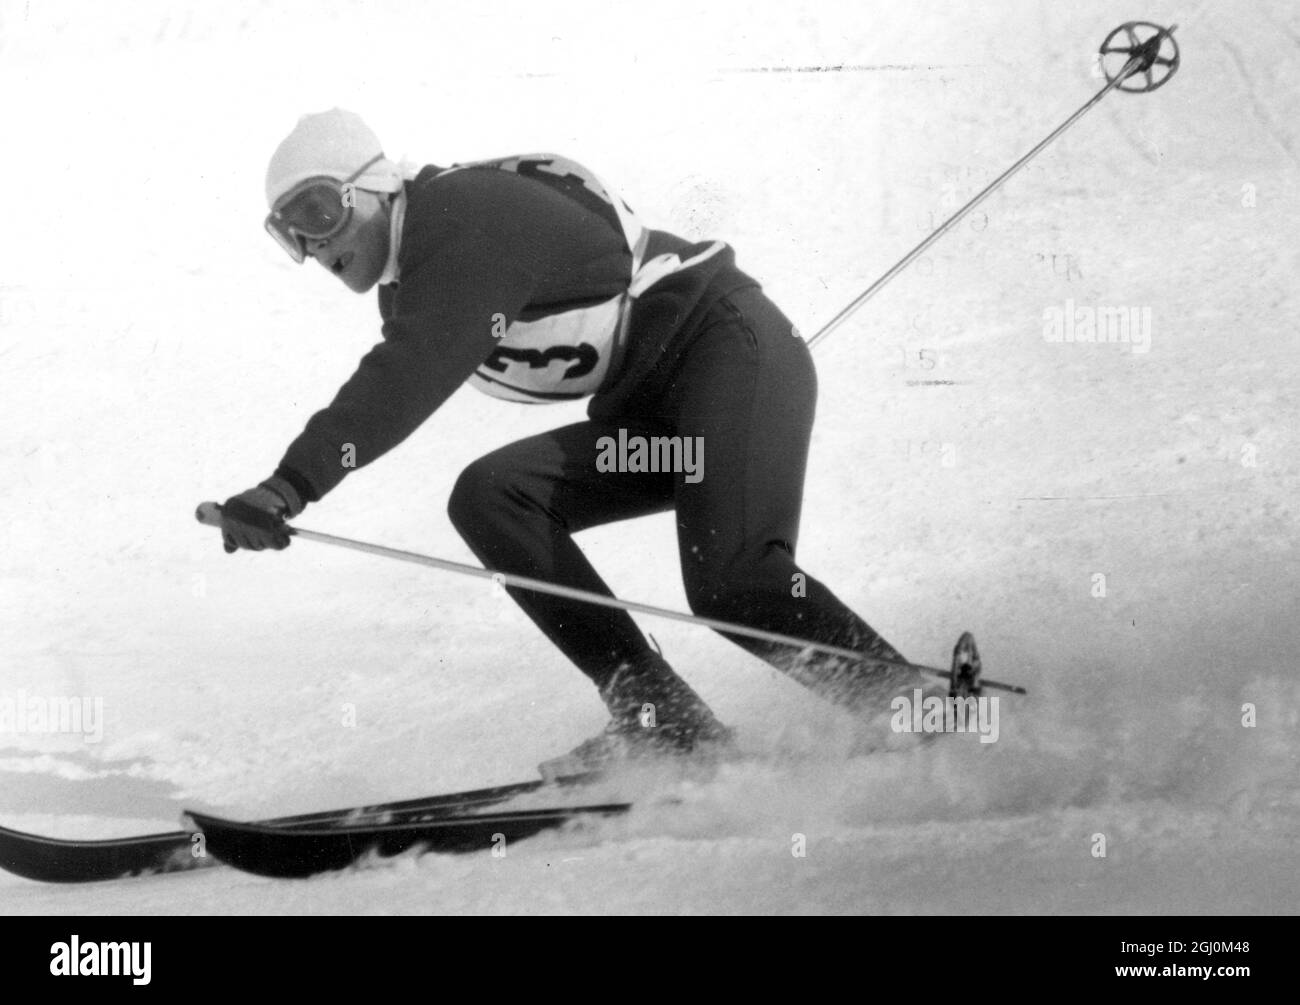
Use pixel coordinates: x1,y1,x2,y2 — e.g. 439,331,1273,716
275,159,758,504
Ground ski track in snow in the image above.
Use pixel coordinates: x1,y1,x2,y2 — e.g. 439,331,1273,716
0,0,1297,914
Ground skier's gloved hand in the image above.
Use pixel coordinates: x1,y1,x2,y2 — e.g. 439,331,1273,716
219,476,304,553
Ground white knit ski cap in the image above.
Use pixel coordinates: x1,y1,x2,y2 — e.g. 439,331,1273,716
265,108,405,207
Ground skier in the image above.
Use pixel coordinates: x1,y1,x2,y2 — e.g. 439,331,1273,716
220,109,925,776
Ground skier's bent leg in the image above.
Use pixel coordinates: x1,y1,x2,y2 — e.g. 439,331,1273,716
683,549,918,710
447,422,672,686
448,422,731,762
668,288,922,710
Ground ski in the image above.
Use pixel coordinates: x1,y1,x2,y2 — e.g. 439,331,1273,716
0,824,219,885
184,800,633,879
0,773,600,884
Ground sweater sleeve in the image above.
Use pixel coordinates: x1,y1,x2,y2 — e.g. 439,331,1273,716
275,219,541,502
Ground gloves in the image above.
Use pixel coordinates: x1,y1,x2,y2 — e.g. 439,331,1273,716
220,476,305,553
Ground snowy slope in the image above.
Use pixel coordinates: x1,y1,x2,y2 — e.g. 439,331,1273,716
0,0,1297,913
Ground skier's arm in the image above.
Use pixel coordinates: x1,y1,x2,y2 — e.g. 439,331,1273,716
271,221,541,505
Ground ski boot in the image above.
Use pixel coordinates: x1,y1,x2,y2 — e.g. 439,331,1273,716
539,651,737,782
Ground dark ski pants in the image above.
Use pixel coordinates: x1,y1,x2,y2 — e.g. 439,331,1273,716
448,287,915,711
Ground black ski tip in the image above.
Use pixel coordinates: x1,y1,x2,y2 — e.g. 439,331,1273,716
184,811,346,880
184,801,633,880
0,821,208,884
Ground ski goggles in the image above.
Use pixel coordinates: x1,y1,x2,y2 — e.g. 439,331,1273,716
264,153,385,263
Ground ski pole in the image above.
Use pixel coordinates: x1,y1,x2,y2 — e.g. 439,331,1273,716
806,21,1180,350
195,502,1027,695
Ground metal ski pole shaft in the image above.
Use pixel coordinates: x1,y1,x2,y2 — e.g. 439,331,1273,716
806,22,1179,351
195,502,1027,695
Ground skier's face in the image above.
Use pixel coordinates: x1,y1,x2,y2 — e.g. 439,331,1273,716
304,189,391,293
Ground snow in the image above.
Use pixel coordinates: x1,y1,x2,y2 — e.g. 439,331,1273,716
0,0,1297,913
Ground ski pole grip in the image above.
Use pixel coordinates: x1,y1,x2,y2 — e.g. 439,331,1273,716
195,501,224,527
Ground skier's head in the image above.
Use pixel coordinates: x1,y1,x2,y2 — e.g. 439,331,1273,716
264,108,402,293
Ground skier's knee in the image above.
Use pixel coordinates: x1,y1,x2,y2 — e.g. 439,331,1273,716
684,578,759,622
447,458,505,541
684,549,796,622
